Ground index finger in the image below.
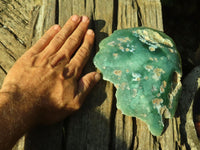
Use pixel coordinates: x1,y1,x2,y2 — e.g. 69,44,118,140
40,15,81,58
28,25,61,55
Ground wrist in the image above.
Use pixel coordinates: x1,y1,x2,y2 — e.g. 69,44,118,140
0,89,39,149
0,87,39,131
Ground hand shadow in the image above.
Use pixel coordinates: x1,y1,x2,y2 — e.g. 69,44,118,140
81,19,108,109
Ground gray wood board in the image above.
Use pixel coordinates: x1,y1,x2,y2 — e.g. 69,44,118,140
0,0,199,149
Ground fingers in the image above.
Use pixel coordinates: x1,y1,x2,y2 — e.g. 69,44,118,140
30,15,94,79
72,72,101,108
40,15,81,58
49,16,90,67
28,25,61,55
59,16,90,57
69,29,95,77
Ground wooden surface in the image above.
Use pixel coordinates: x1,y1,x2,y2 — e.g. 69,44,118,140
0,0,200,149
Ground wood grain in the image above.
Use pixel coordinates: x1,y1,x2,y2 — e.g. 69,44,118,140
59,1,114,149
0,0,199,150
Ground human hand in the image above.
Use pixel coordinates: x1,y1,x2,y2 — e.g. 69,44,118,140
0,15,101,126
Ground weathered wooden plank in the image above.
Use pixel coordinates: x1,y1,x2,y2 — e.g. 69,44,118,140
31,0,57,45
131,1,185,150
24,0,64,150
117,0,138,29
112,0,200,150
136,0,163,31
59,0,95,26
59,1,114,149
25,123,63,150
0,0,41,150
0,44,15,73
135,0,163,149
113,1,138,149
0,26,25,60
114,0,162,149
0,0,40,44
0,0,200,150
0,69,6,87
135,1,187,150
0,0,64,149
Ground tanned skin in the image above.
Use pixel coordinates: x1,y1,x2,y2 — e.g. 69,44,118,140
0,15,101,150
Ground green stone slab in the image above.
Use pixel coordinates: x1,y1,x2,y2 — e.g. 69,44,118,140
93,27,182,136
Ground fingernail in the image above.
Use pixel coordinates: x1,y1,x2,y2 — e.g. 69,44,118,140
87,29,94,35
95,73,101,82
71,15,79,22
53,25,60,30
82,16,89,23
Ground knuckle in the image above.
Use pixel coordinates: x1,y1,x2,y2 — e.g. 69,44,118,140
63,65,75,78
25,49,35,57
54,34,65,42
74,48,90,65
31,54,39,62
72,47,90,68
76,28,84,35
84,78,93,89
39,38,48,46
22,54,38,66
79,46,90,57
64,22,73,29
68,36,79,44
64,55,70,63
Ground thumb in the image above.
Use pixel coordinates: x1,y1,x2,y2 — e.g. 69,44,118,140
74,72,101,106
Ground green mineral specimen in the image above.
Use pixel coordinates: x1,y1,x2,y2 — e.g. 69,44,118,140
93,27,182,136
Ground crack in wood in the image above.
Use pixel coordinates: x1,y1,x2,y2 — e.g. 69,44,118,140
61,125,66,149
13,0,23,7
159,142,162,150
55,0,59,24
31,8,40,42
131,0,136,9
0,22,26,47
0,2,29,26
109,87,117,150
92,0,96,18
0,41,16,61
0,65,7,75
84,0,87,9
135,0,143,26
112,0,118,32
130,117,137,150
